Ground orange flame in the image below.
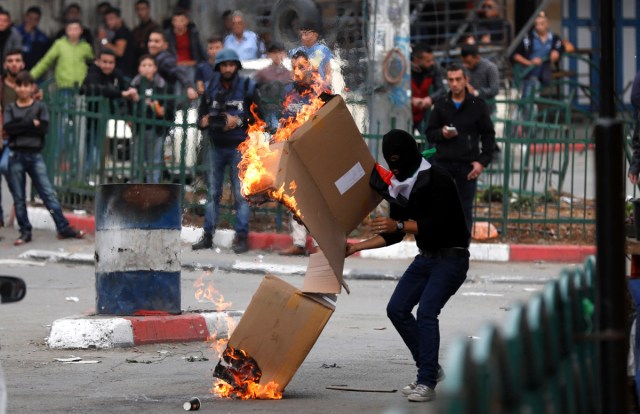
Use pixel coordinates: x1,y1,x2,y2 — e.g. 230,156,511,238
212,345,283,400
193,273,231,312
237,73,330,219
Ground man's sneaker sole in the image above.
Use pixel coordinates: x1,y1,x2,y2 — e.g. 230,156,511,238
408,392,436,402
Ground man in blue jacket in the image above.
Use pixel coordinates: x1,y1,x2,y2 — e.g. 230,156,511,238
192,49,257,253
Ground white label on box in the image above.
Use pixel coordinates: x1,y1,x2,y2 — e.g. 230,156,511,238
334,162,365,195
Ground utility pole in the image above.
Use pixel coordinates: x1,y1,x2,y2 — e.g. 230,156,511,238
594,0,628,412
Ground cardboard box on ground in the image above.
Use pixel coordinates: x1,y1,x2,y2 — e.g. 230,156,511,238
223,95,382,393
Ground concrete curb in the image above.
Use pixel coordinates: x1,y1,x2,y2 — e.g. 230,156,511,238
26,207,596,263
47,310,244,349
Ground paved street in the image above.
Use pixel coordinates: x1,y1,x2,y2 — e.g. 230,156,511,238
0,229,578,413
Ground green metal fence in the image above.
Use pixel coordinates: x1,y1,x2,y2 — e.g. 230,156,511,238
37,84,614,241
438,256,598,413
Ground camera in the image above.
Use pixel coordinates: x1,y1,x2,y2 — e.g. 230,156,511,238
208,114,227,129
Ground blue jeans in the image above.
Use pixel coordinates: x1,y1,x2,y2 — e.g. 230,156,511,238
133,129,164,183
0,141,10,220
387,254,468,388
203,144,250,237
433,160,477,231
9,151,71,235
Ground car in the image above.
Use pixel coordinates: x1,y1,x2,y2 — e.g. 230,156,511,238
0,276,26,414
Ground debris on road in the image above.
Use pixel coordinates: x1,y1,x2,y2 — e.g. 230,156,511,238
64,296,80,302
320,363,341,368
183,397,201,411
326,385,397,393
54,356,101,364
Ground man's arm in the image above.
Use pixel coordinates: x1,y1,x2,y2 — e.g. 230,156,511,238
478,62,500,100
30,41,60,80
426,103,446,144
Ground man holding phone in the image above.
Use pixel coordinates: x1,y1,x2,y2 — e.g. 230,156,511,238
426,63,496,231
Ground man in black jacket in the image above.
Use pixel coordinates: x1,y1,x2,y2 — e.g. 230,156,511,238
81,49,132,178
346,129,469,403
147,29,197,101
426,63,496,231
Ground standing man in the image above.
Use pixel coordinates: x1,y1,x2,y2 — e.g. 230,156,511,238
192,49,257,253
165,8,206,68
289,20,332,85
81,49,132,177
0,9,23,65
223,11,261,61
346,129,469,403
511,11,563,100
147,30,198,101
459,44,500,113
131,0,160,62
17,6,50,71
99,7,136,79
0,50,27,227
254,42,292,131
426,63,496,231
411,44,445,135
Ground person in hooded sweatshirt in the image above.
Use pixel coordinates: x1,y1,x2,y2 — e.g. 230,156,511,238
345,129,470,403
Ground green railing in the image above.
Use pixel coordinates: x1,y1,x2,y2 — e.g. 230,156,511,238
439,256,598,413
37,84,619,241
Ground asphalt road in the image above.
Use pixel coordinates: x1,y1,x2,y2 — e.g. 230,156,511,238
0,231,578,414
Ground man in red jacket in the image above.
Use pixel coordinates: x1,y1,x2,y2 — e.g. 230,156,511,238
411,44,444,135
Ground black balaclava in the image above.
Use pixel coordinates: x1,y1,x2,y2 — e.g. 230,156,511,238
382,129,422,182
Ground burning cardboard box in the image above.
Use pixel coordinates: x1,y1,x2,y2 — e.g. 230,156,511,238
213,275,335,397
214,95,382,398
241,95,381,291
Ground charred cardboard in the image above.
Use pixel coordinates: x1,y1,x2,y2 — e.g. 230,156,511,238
227,274,335,392
260,95,381,291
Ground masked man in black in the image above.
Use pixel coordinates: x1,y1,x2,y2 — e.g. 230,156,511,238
346,129,469,403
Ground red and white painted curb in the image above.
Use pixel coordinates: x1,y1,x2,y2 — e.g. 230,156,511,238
47,311,243,349
25,207,596,263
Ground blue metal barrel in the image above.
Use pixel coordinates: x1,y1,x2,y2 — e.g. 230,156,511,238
95,184,182,315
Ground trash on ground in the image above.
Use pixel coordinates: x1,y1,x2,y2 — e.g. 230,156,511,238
326,385,397,393
183,397,201,411
64,296,80,302
320,363,341,368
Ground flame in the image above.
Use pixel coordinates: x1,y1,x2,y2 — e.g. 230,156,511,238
237,73,330,219
193,273,231,311
212,345,282,400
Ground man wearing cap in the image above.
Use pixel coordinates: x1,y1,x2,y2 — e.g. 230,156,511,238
192,48,258,254
289,20,332,85
346,129,470,403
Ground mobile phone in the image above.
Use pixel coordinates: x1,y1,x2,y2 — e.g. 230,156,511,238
444,126,457,133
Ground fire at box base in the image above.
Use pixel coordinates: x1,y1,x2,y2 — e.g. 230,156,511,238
220,274,335,393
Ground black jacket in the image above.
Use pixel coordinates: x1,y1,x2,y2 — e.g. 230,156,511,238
426,90,496,167
81,64,128,98
155,49,194,89
370,164,470,251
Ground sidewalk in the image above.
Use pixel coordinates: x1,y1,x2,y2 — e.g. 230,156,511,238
23,206,596,264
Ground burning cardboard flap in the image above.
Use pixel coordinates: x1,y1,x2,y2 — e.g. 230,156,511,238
226,274,334,393
302,251,350,294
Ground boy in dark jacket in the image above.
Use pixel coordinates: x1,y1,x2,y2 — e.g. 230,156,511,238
124,55,170,183
5,71,84,245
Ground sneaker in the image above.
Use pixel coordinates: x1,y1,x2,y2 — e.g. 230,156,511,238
407,384,436,402
232,235,249,254
402,367,445,395
401,382,417,396
14,233,32,246
192,232,213,250
58,228,85,240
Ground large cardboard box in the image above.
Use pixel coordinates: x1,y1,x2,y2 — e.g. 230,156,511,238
226,274,335,392
259,95,381,291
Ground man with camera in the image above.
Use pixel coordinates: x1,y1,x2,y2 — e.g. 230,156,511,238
426,63,496,231
192,48,257,254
